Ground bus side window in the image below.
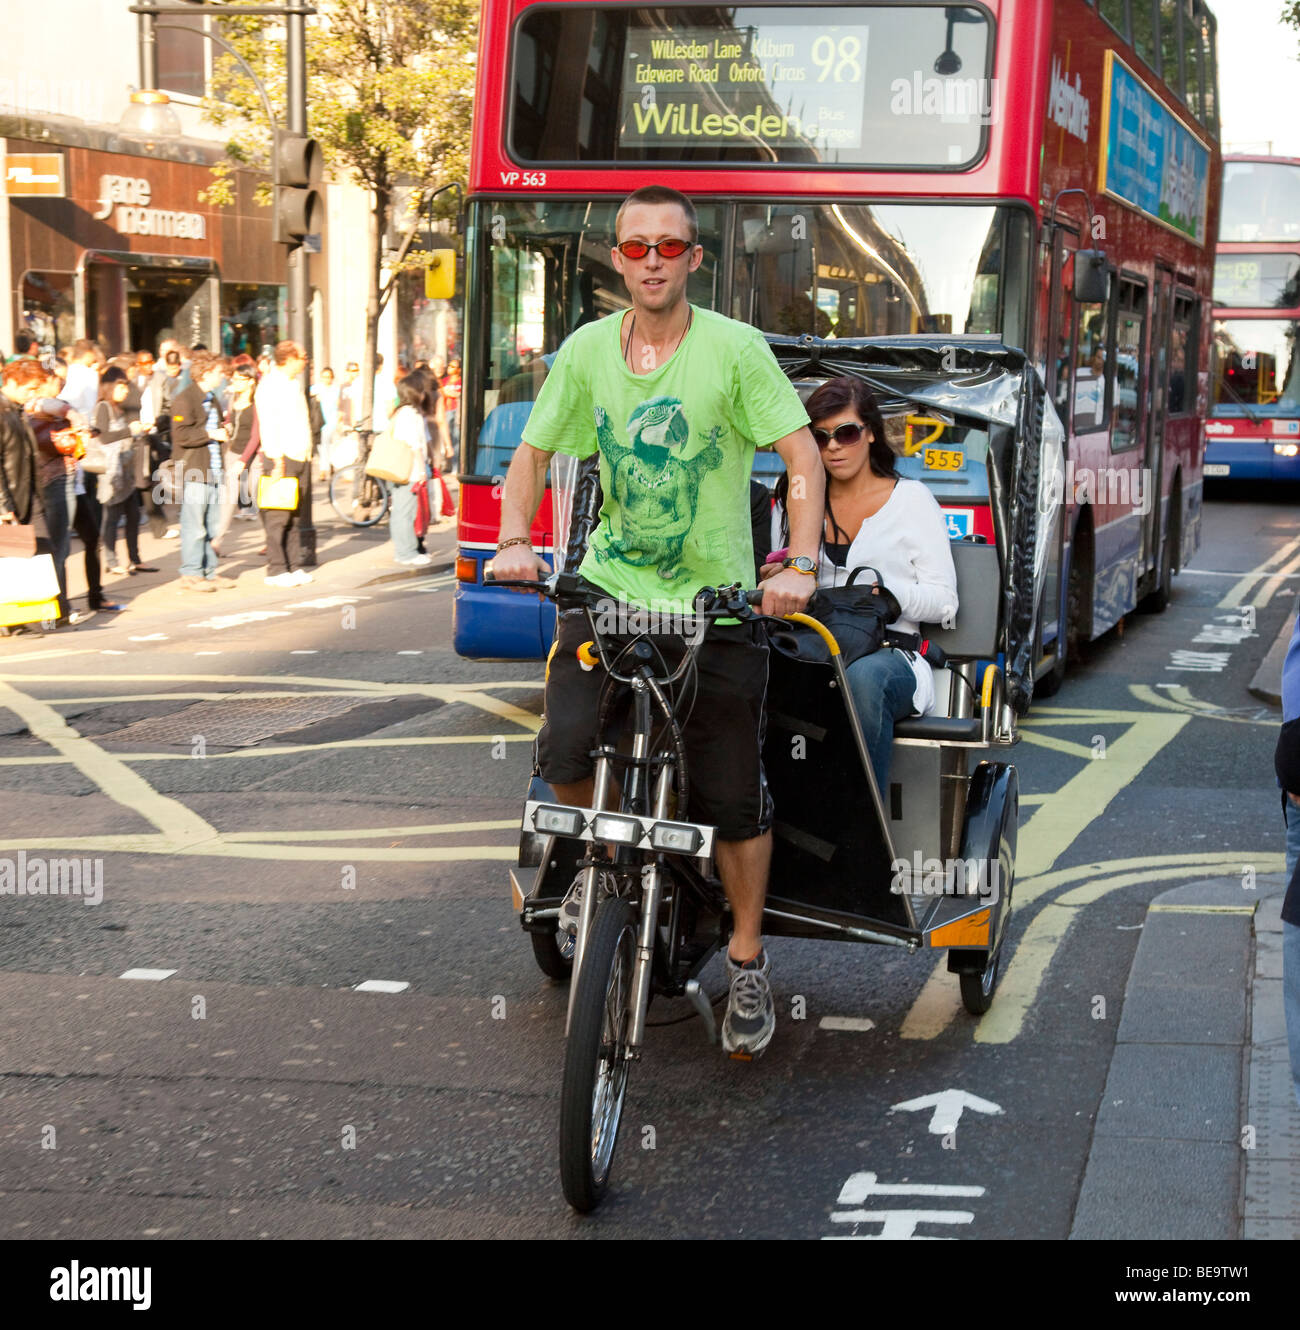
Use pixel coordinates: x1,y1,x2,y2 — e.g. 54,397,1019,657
1112,278,1147,452
1073,293,1112,434
1168,292,1197,415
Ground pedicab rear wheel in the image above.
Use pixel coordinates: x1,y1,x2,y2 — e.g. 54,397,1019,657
559,896,637,1212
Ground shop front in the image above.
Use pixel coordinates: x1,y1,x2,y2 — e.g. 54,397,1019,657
8,134,284,357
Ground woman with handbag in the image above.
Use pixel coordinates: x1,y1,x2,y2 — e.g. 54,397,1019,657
95,367,152,575
212,356,259,554
767,377,958,791
253,341,313,588
387,369,433,567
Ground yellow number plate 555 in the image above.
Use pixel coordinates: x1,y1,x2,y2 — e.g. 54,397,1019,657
923,448,964,471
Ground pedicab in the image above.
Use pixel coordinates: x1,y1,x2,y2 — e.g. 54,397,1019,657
496,336,1065,1211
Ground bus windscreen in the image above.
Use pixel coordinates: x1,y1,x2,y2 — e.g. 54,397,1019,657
511,4,992,168
1213,254,1300,309
1212,318,1300,414
1219,160,1300,242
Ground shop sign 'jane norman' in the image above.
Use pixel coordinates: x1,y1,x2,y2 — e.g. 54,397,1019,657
92,174,206,241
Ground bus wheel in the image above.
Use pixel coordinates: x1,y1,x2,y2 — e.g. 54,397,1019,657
1140,501,1178,614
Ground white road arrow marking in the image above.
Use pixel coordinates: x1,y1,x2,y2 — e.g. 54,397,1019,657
889,1089,1004,1134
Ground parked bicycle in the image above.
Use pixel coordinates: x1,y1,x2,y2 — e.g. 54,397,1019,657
328,424,391,528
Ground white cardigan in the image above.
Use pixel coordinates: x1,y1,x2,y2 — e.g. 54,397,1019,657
774,478,959,714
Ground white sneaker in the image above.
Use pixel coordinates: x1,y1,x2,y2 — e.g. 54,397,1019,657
163,526,181,539
289,569,313,584
397,553,433,567
264,572,298,587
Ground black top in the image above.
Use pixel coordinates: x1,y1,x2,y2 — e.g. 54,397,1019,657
825,541,850,569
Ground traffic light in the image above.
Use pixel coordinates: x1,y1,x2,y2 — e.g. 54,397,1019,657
274,132,323,246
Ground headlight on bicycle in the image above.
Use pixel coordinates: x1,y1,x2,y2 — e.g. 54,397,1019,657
591,814,644,846
648,821,704,855
532,805,587,837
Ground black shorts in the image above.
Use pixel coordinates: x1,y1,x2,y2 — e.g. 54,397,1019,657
536,605,773,842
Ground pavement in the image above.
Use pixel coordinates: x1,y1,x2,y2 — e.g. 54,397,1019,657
1072,604,1299,1239
17,470,457,632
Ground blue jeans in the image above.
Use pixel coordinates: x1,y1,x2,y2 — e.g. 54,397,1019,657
179,479,221,578
390,481,419,561
1283,798,1300,1109
843,647,918,794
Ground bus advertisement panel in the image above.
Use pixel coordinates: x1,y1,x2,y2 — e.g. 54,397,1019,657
456,0,1221,688
1205,157,1300,483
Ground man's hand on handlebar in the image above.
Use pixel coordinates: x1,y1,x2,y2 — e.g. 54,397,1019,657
488,540,548,589
759,566,817,619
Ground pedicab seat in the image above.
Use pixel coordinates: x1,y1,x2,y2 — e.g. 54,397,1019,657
892,714,984,742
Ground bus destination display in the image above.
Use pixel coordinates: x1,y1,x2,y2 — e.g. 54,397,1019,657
620,24,871,154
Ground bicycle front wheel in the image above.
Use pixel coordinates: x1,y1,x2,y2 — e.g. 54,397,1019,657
329,464,390,527
559,896,637,1212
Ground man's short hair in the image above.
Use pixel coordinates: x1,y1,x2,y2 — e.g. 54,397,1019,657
13,331,34,355
72,338,96,361
190,351,227,381
615,186,699,245
273,340,305,366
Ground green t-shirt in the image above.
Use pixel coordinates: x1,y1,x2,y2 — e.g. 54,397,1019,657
522,306,808,610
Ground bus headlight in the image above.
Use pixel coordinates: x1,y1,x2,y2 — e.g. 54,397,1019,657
1274,443,1299,457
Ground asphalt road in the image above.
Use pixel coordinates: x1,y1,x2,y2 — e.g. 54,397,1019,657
0,491,1294,1239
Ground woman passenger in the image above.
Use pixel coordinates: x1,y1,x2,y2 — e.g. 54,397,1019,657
767,377,958,793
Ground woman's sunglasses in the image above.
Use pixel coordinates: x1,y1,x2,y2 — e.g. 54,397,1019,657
615,238,694,260
813,422,867,448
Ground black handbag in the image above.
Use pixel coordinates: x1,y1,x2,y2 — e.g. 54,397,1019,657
768,565,903,666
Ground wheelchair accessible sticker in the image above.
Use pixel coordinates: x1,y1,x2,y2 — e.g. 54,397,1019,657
943,509,975,540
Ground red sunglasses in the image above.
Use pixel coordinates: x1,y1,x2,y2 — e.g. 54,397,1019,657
615,238,694,260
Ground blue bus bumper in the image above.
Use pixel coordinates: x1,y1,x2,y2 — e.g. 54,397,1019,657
452,550,557,659
1205,439,1300,483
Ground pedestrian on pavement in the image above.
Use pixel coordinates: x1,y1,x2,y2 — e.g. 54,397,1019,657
418,368,457,521
213,356,259,553
440,356,461,465
254,340,314,588
388,368,433,567
0,361,73,632
170,351,236,594
94,367,149,575
62,340,100,419
1273,609,1300,1111
24,385,76,620
312,365,340,478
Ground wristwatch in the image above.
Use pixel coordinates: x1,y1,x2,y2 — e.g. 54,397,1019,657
781,555,817,576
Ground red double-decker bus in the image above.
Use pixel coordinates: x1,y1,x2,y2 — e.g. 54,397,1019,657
1204,155,1300,483
454,0,1221,685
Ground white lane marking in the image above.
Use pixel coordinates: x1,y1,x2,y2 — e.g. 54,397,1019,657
889,1089,1004,1135
195,651,221,656
188,611,291,630
818,1016,876,1032
397,650,423,656
825,1173,985,1240
286,596,370,609
825,1210,975,1239
353,979,410,993
1166,649,1230,672
128,634,168,642
837,1173,986,1201
290,650,318,655
100,650,127,655
121,968,176,981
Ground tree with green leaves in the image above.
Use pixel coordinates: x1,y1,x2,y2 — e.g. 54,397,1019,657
200,0,475,426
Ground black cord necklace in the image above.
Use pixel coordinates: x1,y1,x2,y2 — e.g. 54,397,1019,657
623,307,693,369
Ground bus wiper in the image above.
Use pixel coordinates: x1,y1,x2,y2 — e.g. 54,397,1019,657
1216,375,1262,424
